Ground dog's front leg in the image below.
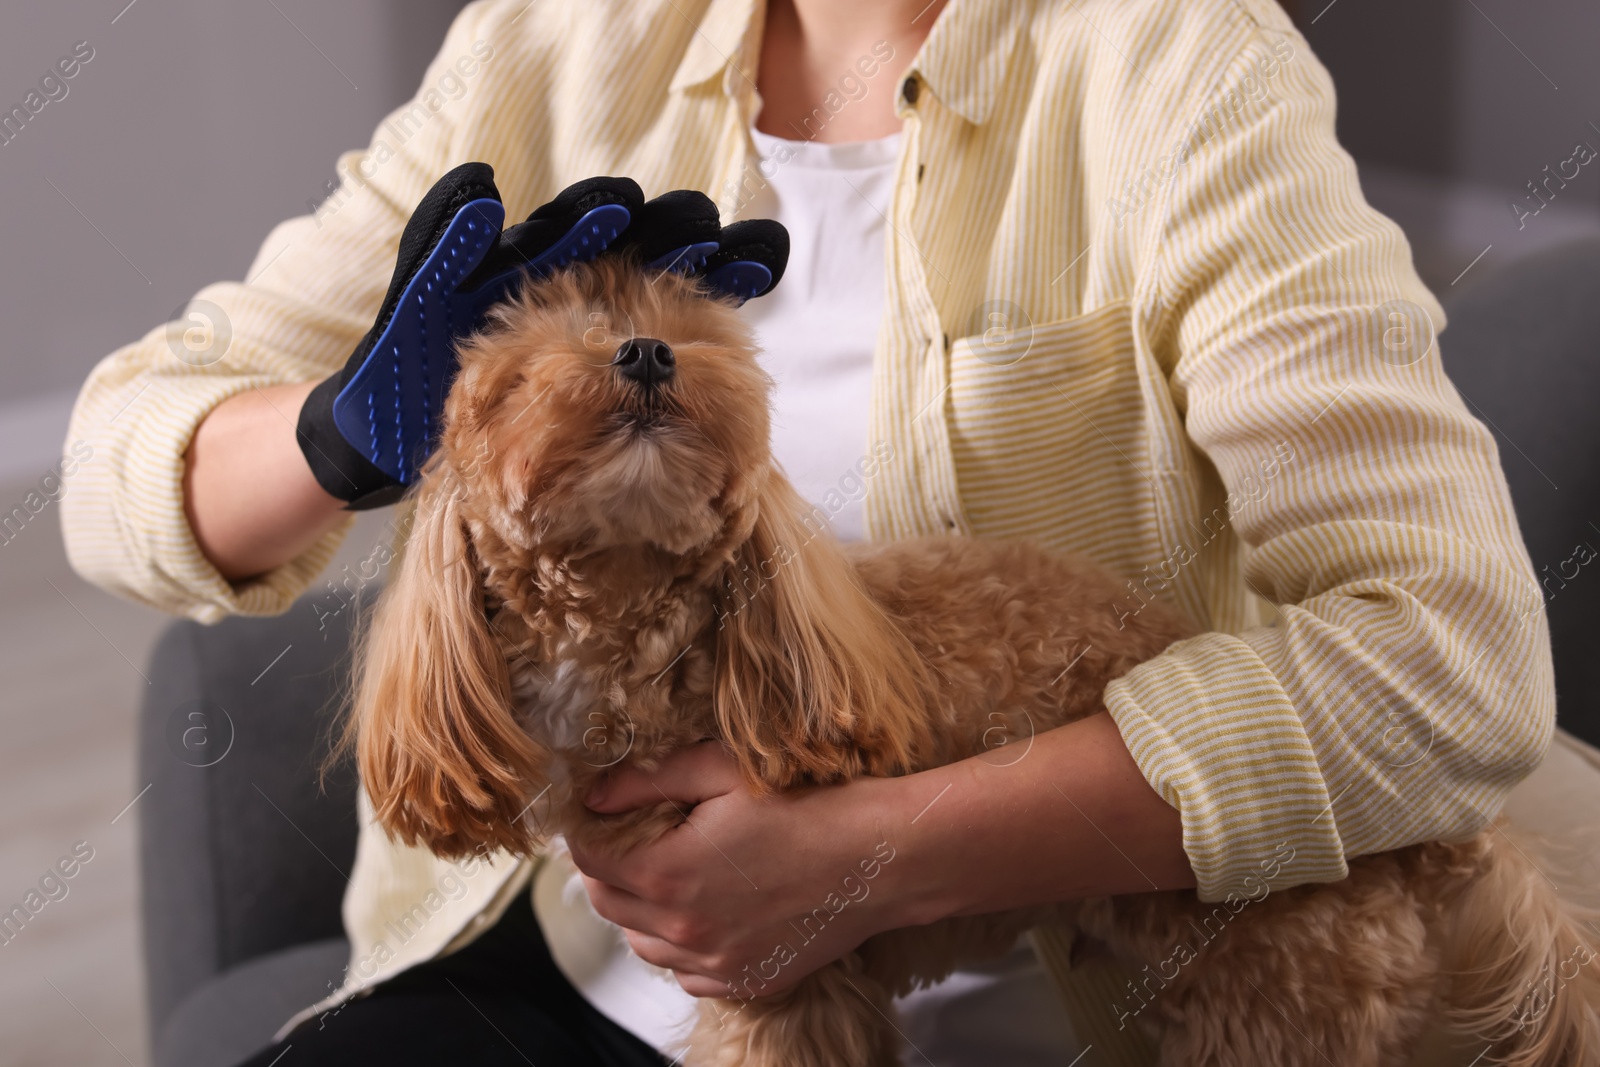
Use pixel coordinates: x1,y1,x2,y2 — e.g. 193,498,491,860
687,955,900,1067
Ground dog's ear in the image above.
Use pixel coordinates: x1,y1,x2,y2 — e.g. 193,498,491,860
712,475,934,790
351,460,547,858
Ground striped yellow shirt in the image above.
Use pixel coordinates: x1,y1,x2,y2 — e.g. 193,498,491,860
63,0,1553,1025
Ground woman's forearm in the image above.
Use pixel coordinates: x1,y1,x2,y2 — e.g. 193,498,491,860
183,380,348,581
572,712,1196,996
885,712,1195,925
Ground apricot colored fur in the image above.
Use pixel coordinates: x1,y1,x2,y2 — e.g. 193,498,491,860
352,260,1600,1066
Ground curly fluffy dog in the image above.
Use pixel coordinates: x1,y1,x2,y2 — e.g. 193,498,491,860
351,259,1600,1067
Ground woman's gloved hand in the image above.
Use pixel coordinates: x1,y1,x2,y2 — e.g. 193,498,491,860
295,162,788,509
295,163,635,508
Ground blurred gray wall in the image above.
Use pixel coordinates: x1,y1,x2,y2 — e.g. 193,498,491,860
1297,0,1600,288
0,0,468,482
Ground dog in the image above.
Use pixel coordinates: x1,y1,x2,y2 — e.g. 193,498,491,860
350,257,1600,1066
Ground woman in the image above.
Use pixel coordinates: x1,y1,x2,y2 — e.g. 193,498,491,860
63,0,1557,1063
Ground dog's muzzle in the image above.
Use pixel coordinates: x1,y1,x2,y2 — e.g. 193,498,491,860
613,337,676,390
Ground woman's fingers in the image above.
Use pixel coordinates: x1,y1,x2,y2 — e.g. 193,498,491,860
673,971,735,999
621,929,696,972
582,874,724,956
566,840,633,892
585,740,744,814
622,931,737,998
579,873,659,931
583,874,744,995
567,825,699,900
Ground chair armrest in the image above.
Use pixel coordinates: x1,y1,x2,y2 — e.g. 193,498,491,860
137,595,365,1040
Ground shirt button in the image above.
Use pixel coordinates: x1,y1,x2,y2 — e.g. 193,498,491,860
902,75,920,106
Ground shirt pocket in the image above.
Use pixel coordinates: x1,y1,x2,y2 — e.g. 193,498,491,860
946,299,1164,575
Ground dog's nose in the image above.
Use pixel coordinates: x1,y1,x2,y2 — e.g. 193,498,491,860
612,337,676,389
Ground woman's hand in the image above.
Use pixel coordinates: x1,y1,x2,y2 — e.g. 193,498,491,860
568,714,1195,1001
567,742,917,999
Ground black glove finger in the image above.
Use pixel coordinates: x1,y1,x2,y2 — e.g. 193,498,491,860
696,219,790,304
607,188,723,275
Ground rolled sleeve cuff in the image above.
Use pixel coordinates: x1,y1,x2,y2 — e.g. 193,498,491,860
1103,631,1346,901
116,374,354,623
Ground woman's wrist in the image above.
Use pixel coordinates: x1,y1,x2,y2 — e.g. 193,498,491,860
184,378,349,581
802,770,952,934
848,763,978,930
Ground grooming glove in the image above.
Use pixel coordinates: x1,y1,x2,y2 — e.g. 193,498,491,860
295,163,789,508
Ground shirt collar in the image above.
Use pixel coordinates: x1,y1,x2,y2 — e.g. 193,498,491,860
668,0,1032,127
669,0,762,92
909,0,1035,126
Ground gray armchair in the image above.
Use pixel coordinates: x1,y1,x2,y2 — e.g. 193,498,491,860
137,238,1600,1067
138,600,363,1067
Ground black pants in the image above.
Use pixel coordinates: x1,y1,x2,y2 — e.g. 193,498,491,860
234,890,671,1067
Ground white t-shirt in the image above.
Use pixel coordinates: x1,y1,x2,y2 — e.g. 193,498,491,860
532,127,1080,1065
735,126,892,542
